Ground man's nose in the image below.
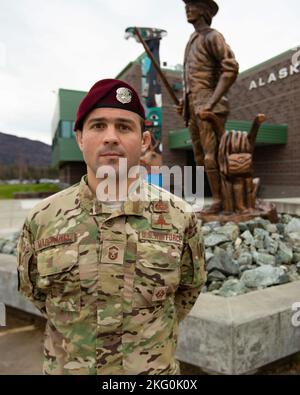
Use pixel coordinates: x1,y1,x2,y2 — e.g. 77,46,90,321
103,125,119,144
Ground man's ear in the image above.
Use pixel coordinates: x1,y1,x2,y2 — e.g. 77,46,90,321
75,130,83,152
141,130,152,154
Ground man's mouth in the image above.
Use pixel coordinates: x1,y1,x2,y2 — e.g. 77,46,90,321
100,152,123,157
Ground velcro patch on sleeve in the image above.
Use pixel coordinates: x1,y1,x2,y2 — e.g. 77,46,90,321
152,286,169,302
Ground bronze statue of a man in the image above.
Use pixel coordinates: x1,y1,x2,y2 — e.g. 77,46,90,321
177,0,239,214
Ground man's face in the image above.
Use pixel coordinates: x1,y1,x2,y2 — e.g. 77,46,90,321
185,2,206,24
76,107,151,179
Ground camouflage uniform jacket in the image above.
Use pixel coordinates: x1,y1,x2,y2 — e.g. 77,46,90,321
17,176,206,375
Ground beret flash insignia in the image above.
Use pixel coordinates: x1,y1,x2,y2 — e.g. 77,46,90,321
116,87,132,104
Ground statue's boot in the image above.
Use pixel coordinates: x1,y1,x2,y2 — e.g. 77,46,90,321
233,182,248,213
202,170,222,214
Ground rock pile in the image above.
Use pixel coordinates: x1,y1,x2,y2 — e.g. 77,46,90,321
201,215,300,297
0,232,20,256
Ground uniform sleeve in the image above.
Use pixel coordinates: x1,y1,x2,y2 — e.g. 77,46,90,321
205,30,239,75
17,219,47,316
175,212,206,321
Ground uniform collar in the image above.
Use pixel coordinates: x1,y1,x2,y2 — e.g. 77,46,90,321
79,175,148,217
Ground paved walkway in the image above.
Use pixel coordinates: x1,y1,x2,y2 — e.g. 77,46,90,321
0,306,299,375
0,307,44,375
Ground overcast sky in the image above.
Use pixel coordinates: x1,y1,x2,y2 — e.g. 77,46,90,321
0,0,299,145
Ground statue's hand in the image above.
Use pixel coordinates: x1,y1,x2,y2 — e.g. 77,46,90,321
202,102,214,112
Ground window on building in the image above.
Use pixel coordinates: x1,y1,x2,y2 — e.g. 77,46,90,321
71,122,76,137
61,121,72,138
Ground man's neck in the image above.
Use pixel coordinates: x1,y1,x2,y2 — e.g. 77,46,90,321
192,18,209,33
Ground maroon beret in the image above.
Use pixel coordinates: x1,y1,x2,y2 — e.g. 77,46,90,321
74,79,146,131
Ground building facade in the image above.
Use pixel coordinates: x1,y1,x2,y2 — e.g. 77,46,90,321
228,48,300,197
52,47,299,198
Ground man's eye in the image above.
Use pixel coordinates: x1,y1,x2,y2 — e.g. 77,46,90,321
92,123,105,130
119,124,131,131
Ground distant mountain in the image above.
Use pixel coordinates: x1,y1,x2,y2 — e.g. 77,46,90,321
0,132,51,167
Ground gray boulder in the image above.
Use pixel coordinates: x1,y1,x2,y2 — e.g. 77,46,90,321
292,252,300,264
276,223,286,235
2,241,16,255
254,228,269,239
6,232,20,242
238,252,253,267
252,251,276,266
214,247,240,276
238,223,249,233
205,251,214,262
241,265,289,289
0,239,6,250
287,265,300,282
271,233,281,240
204,233,230,248
207,281,223,292
215,279,249,297
214,223,240,242
206,249,240,277
286,232,300,247
285,218,300,234
264,235,279,255
243,221,258,233
201,226,211,236
206,256,224,273
281,214,293,224
241,230,255,246
265,224,278,234
277,241,293,265
207,270,226,282
253,218,271,231
240,264,257,273
206,221,221,230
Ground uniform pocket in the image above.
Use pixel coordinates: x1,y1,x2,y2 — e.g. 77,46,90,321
133,242,181,307
37,244,80,313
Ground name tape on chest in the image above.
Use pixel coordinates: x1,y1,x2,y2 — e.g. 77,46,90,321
34,233,77,251
139,230,183,245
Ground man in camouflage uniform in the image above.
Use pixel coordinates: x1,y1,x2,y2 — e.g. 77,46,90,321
17,79,206,375
178,0,239,214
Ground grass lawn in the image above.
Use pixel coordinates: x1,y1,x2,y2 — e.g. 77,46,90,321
0,184,60,199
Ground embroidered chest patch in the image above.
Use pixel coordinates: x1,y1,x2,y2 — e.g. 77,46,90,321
34,233,77,251
139,230,183,245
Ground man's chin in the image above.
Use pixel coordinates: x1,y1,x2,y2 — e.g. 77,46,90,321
98,158,123,167
186,15,197,23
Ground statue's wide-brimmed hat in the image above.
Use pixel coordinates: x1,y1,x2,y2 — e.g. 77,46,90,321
182,0,219,17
